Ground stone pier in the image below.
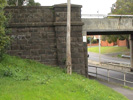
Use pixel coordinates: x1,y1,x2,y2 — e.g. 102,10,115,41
130,34,133,69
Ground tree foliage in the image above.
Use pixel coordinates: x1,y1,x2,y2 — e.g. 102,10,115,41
7,0,41,6
7,0,23,6
102,35,128,43
0,0,10,60
103,0,132,48
111,0,133,15
102,35,118,43
27,0,40,6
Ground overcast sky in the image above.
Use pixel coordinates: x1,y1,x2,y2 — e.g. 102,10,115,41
35,0,117,15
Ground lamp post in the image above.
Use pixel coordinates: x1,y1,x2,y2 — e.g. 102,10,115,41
66,0,72,75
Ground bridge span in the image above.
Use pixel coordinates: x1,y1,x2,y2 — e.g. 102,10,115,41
82,18,133,69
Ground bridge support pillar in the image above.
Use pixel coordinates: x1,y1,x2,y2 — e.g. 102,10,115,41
82,31,87,37
54,4,86,75
82,31,88,77
130,34,133,69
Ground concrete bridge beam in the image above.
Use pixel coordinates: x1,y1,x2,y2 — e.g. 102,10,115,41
130,34,133,68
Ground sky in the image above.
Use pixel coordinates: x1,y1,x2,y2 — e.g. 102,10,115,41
34,0,117,15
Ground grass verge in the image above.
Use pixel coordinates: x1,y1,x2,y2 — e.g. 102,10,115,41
0,54,128,100
88,46,129,54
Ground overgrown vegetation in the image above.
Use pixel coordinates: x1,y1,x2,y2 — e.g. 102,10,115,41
101,35,130,49
111,0,133,15
104,0,133,49
0,55,128,100
7,0,41,6
87,37,98,44
0,0,10,60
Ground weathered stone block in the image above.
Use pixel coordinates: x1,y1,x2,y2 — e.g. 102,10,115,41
11,45,20,50
30,50,39,55
34,56,41,61
39,50,45,54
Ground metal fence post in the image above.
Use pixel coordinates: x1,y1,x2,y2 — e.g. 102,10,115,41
96,67,97,78
107,69,110,82
124,73,126,86
88,66,133,87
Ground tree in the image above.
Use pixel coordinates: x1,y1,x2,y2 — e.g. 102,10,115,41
102,35,130,48
102,35,118,43
7,0,23,6
7,0,41,6
0,0,10,60
111,0,133,15
104,0,133,48
27,0,41,6
102,35,128,43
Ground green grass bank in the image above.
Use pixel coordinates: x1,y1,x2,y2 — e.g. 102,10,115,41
0,55,128,100
88,46,129,54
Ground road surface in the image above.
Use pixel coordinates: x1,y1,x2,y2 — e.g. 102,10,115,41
88,52,130,65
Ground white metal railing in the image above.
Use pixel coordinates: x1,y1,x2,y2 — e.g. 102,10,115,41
108,15,133,17
82,14,133,18
82,14,106,18
88,65,133,87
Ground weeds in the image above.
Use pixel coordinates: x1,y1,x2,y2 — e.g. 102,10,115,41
0,55,128,100
37,75,51,85
3,66,13,77
0,65,31,81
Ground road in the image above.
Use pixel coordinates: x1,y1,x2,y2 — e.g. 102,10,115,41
88,66,133,87
88,52,130,65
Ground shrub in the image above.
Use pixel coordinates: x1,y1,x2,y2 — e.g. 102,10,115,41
3,66,13,77
0,0,10,60
91,39,98,44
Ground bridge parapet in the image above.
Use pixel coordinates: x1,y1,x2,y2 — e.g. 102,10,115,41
82,18,133,33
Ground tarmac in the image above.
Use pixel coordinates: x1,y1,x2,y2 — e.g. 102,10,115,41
89,71,133,100
88,52,133,99
98,80,133,100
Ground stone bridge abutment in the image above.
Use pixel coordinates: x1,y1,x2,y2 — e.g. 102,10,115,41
5,4,133,75
5,4,88,75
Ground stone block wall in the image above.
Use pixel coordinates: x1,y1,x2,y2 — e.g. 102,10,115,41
5,6,57,65
5,4,87,75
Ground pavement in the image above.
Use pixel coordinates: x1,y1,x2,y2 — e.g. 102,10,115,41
88,51,133,99
98,80,133,100
89,76,133,100
88,64,133,99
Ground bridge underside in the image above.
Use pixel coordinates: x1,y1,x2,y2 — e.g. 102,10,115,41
87,31,133,69
87,31,132,35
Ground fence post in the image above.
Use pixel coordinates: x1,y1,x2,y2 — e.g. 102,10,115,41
107,69,110,82
96,67,97,78
124,73,126,86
